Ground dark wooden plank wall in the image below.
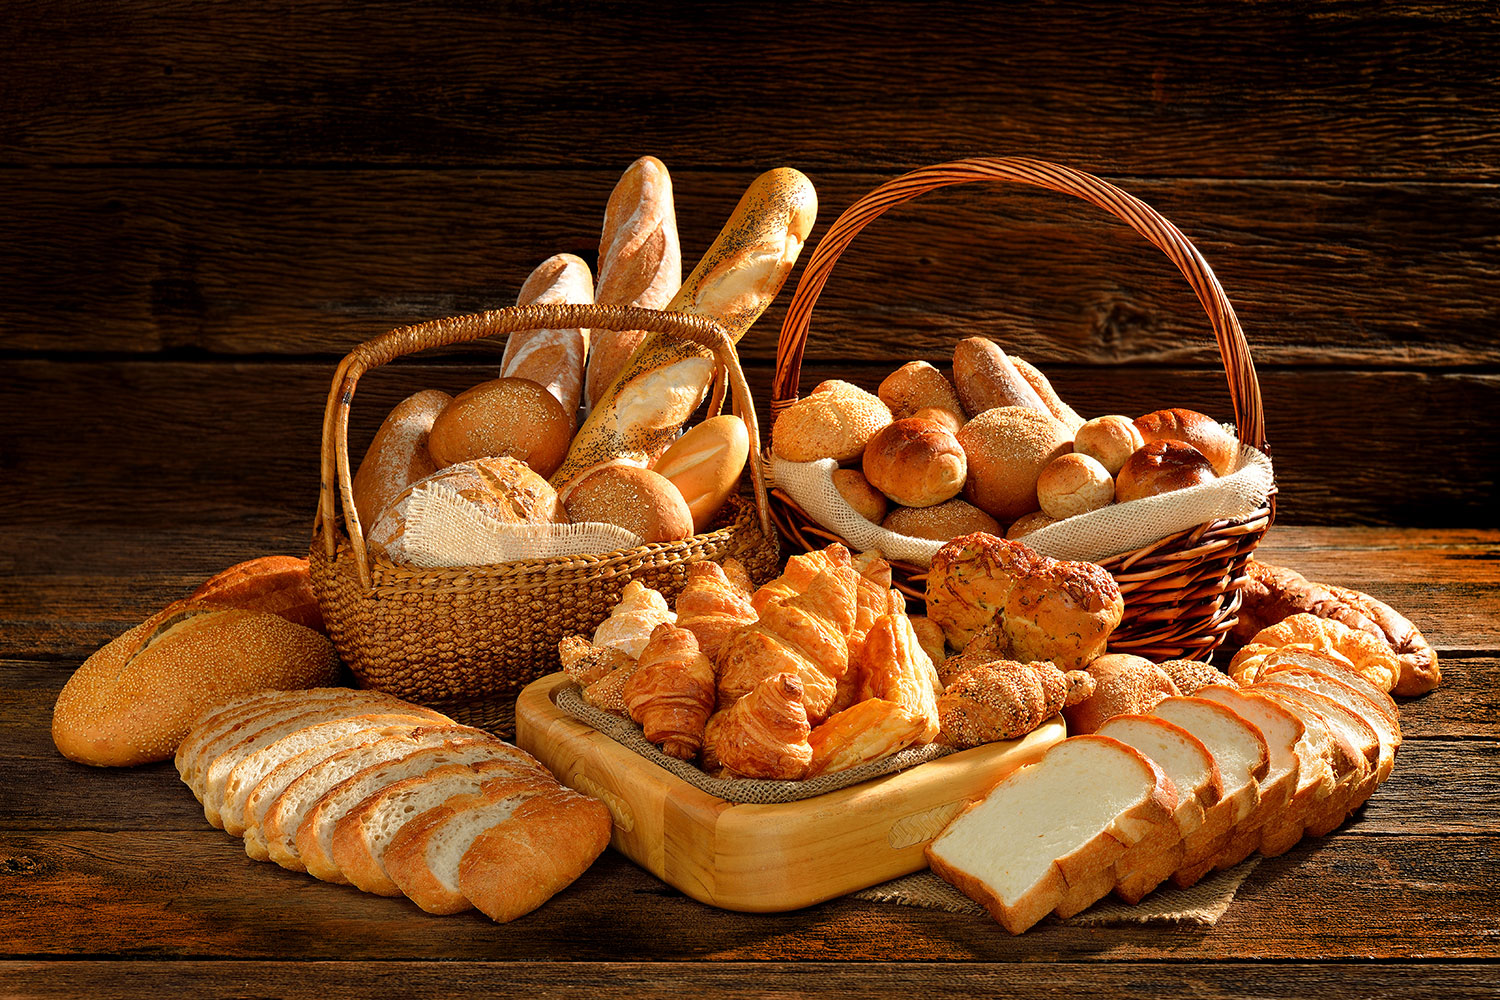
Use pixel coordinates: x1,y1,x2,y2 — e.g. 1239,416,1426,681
2,0,1496,530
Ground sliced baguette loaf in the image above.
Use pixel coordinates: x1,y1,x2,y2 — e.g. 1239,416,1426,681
176,689,351,793
926,735,1176,934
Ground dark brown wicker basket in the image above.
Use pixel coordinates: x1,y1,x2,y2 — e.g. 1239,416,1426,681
768,157,1276,662
311,303,781,705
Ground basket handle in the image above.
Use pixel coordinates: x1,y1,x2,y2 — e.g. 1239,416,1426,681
316,303,773,590
772,157,1267,453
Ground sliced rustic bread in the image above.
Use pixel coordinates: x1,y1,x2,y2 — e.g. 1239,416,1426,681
926,735,1176,934
1149,696,1268,888
1249,690,1370,839
329,758,544,895
264,726,496,871
1094,714,1222,905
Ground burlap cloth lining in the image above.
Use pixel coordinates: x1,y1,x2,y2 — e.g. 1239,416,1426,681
403,482,643,568
557,683,1256,925
768,437,1274,568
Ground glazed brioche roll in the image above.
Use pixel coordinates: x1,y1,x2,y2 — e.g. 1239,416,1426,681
1134,408,1239,477
501,253,595,418
553,168,817,488
587,156,683,407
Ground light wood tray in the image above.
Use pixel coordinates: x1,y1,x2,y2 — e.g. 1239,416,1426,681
514,672,1065,913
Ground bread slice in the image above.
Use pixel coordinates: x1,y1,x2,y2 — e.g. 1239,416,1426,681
1190,685,1306,869
1094,715,1222,904
218,713,442,837
1255,669,1400,778
925,735,1176,934
1249,689,1370,839
1149,696,1268,888
263,726,495,871
1256,683,1382,810
295,740,539,883
242,724,426,861
329,759,544,895
1251,648,1399,724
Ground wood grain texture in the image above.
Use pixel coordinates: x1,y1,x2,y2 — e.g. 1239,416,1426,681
3,2,1496,180
3,171,1497,366
5,961,1498,1000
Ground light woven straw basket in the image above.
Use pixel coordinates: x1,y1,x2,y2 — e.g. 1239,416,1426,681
311,303,781,721
768,157,1276,663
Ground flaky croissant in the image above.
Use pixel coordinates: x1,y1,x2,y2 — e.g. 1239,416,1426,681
593,580,676,660
1230,612,1400,693
750,543,855,616
854,606,940,743
937,660,1094,748
703,672,813,780
674,561,758,663
806,698,930,778
624,623,717,759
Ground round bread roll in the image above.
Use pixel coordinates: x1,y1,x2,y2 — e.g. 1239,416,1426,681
878,361,967,426
862,418,967,508
652,415,750,532
882,498,1000,541
1116,440,1217,503
1134,408,1239,477
832,468,888,524
811,379,865,396
1062,653,1180,735
367,456,566,564
1005,510,1057,539
911,405,964,435
1036,452,1114,520
564,465,694,543
51,602,338,767
428,377,574,477
955,406,1074,522
1073,414,1145,475
771,383,892,464
350,389,452,535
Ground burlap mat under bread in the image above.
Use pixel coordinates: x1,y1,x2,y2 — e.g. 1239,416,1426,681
853,860,1260,926
556,683,955,804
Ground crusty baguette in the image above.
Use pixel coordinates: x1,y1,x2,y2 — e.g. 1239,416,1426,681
587,155,682,408
350,389,452,535
502,253,595,417
552,167,817,488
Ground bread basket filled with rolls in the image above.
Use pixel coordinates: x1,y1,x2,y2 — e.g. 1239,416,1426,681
311,160,821,711
766,157,1277,663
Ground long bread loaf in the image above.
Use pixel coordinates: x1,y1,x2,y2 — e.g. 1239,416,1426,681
501,253,595,417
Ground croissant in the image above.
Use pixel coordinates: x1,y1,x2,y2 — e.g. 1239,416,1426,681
806,698,930,778
593,580,676,660
855,609,941,743
704,672,813,780
674,561,758,663
623,623,717,759
720,557,756,599
717,569,857,724
750,543,855,616
558,634,633,687
848,550,898,655
937,660,1094,748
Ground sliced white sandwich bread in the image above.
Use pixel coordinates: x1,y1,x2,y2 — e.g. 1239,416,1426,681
217,713,444,837
1239,647,1399,724
296,741,539,883
1255,669,1401,776
1256,683,1382,810
1093,714,1222,905
1246,690,1370,839
925,735,1176,935
329,758,547,896
263,726,498,871
1148,696,1268,889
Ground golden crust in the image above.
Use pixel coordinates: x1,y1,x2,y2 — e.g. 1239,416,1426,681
1232,613,1400,693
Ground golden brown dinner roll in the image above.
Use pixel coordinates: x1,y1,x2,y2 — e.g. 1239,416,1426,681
882,498,1000,541
1061,653,1180,735
1072,414,1145,476
1005,510,1057,539
52,602,339,767
652,415,750,532
878,361,967,427
1115,440,1217,503
862,418,968,508
564,465,694,543
1134,408,1239,477
1036,452,1114,520
955,406,1074,522
771,383,892,463
832,468,889,523
951,337,1049,417
350,389,452,535
428,377,574,477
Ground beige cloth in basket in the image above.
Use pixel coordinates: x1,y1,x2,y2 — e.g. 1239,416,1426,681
768,438,1273,568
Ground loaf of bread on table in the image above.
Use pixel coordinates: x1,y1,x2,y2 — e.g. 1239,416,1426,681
501,252,595,418
189,555,325,632
52,604,338,767
587,155,682,407
552,167,817,488
350,389,452,535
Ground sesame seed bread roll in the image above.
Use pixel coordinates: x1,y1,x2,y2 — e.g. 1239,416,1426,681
427,377,574,478
563,465,694,544
878,361,967,426
587,156,683,407
882,499,1000,541
771,383,893,464
553,168,817,488
502,253,595,418
350,389,452,536
52,603,338,767
956,406,1074,522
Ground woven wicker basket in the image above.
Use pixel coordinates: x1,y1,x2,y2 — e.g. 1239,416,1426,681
768,157,1276,663
311,303,781,709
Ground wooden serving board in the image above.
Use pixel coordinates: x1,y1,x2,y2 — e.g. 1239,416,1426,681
515,672,1066,913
